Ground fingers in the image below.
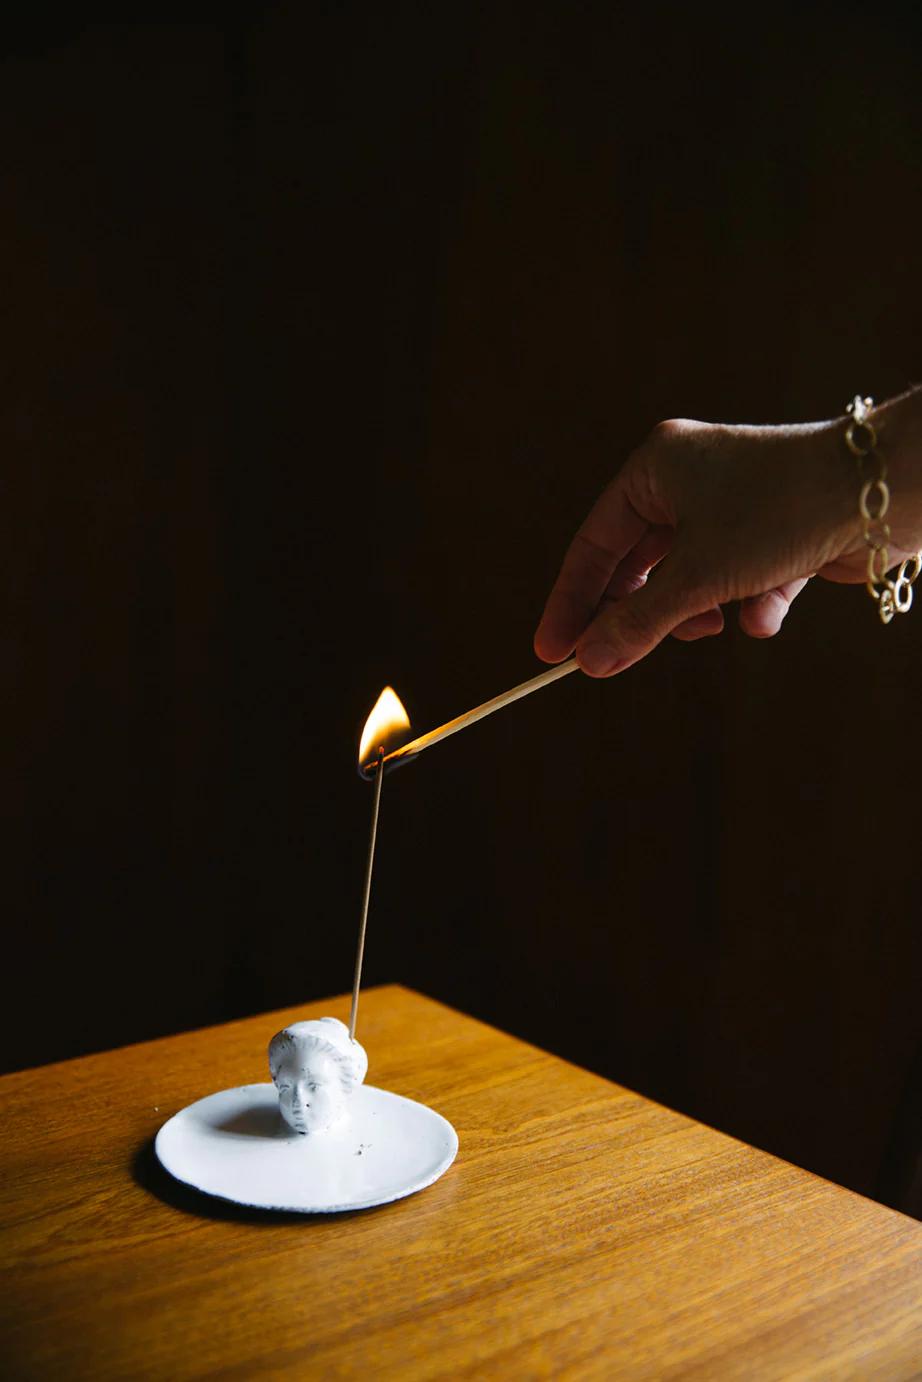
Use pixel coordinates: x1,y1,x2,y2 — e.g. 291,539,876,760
534,483,647,663
575,573,809,674
671,579,810,646
602,525,674,601
671,607,725,641
738,578,809,638
574,552,696,676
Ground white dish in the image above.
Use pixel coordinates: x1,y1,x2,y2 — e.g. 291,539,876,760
155,1082,458,1213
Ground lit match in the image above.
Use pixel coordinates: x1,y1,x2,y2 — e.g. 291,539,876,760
357,657,578,780
348,660,579,1040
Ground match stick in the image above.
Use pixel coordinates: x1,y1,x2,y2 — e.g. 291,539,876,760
382,657,578,771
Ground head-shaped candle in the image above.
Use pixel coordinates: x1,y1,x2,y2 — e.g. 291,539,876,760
268,1017,368,1135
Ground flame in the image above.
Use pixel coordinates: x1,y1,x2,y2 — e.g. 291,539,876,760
358,686,411,769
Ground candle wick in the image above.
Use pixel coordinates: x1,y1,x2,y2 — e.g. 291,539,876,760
348,749,385,1041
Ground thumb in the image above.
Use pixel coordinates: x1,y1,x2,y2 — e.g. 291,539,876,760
575,554,697,677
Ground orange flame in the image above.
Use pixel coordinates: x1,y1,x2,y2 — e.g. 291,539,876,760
358,686,411,771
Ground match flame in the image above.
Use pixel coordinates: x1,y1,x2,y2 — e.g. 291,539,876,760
358,686,411,771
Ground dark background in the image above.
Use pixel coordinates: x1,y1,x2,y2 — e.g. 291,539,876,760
4,2,922,1217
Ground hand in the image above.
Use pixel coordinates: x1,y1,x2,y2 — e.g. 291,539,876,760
534,411,921,677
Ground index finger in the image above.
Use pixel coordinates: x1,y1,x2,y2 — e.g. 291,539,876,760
534,481,647,662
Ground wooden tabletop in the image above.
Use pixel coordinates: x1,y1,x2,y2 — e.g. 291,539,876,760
2,985,921,1379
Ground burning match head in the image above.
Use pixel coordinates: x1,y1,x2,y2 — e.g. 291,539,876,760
357,686,412,779
358,746,419,780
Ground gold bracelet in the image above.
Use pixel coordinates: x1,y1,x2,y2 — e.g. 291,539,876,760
846,395,922,624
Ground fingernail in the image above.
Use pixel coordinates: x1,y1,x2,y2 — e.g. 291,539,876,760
579,643,621,677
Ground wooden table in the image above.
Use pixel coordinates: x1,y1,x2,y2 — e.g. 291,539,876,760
3,986,921,1379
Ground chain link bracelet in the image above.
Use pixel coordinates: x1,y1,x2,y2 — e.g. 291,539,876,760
846,395,922,624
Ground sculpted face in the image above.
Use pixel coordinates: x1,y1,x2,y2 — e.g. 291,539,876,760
269,1017,368,1136
274,1047,346,1134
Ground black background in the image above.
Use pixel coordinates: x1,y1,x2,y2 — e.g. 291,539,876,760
4,2,922,1216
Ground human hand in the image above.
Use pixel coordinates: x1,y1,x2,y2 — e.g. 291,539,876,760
535,405,922,677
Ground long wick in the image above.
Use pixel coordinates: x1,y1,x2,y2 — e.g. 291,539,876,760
349,748,385,1041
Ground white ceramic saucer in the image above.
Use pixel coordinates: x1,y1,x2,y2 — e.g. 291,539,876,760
154,1083,458,1213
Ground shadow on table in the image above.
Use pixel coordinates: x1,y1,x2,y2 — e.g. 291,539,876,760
132,1137,384,1227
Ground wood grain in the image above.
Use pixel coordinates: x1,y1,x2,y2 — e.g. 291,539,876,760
2,986,921,1380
